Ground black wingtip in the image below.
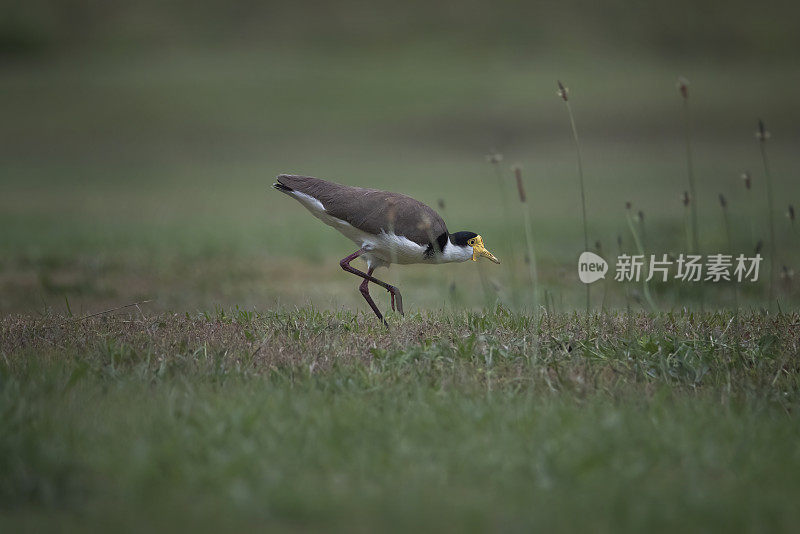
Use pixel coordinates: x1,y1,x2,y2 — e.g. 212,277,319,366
272,181,293,193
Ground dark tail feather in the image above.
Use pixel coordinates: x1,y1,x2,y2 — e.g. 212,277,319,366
272,181,293,193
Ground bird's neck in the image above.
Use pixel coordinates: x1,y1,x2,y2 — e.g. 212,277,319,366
439,239,472,263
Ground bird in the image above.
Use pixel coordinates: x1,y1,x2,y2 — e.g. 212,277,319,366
272,174,500,324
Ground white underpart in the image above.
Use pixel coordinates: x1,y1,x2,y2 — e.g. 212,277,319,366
441,243,473,263
289,190,473,269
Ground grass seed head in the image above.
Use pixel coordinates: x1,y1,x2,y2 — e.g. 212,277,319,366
756,119,771,141
513,165,526,203
755,240,763,254
682,191,690,206
788,204,795,223
557,80,568,101
486,151,503,165
677,76,689,99
437,198,446,211
719,194,727,208
741,171,752,190
625,201,632,211
637,210,645,222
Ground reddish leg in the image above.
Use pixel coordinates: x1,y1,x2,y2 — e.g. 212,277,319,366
359,267,385,325
340,249,405,323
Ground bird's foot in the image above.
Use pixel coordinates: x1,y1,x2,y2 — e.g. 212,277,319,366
388,286,404,316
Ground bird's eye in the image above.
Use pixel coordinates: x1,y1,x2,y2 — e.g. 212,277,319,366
468,239,475,246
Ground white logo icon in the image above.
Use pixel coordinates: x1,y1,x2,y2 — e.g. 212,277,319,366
578,252,608,284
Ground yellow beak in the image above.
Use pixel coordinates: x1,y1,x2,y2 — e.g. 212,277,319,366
471,235,501,264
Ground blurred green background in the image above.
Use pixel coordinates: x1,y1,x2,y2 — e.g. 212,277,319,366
2,0,799,315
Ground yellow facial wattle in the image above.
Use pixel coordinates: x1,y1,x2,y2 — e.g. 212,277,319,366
468,235,500,264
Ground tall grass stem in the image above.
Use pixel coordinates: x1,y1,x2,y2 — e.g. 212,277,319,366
626,209,658,312
679,78,703,311
488,154,519,306
513,166,539,315
720,195,739,311
757,120,776,309
558,81,590,316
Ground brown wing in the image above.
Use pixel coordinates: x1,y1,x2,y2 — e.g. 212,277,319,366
276,174,448,247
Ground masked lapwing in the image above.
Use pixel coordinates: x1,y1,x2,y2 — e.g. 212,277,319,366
273,174,500,325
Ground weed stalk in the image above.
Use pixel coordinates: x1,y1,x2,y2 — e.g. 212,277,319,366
678,78,703,310
558,81,590,316
741,171,757,246
626,204,657,312
488,152,519,306
513,166,539,314
757,119,776,309
719,194,739,311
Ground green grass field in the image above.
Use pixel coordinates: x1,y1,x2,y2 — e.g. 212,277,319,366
2,309,800,532
2,35,800,531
